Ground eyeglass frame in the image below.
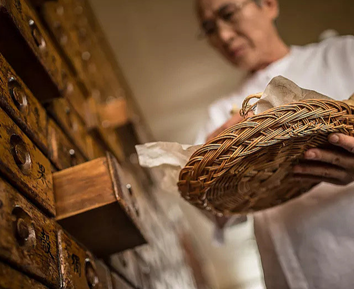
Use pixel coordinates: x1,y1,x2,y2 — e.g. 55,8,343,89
197,0,256,40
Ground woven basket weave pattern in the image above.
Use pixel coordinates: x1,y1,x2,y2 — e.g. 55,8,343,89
178,99,354,215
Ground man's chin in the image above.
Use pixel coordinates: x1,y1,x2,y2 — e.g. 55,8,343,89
231,57,256,71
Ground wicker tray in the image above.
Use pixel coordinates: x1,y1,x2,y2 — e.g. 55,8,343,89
178,97,354,215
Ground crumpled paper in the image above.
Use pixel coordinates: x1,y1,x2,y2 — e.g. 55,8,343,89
136,142,201,194
255,75,330,114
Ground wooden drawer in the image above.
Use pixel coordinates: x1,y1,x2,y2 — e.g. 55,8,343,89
0,177,59,288
53,153,147,256
86,134,106,160
48,118,87,170
108,250,141,288
95,260,114,289
0,53,48,153
57,229,102,289
47,98,89,158
111,273,134,289
0,107,55,216
87,97,124,161
0,262,49,289
61,69,89,124
41,0,108,98
0,0,71,102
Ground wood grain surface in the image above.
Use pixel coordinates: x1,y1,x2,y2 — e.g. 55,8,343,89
0,53,48,153
0,107,55,216
0,177,60,288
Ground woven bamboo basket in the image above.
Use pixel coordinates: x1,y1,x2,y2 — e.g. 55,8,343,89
178,95,354,215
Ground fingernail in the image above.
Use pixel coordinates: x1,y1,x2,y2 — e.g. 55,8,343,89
305,151,316,160
329,134,339,143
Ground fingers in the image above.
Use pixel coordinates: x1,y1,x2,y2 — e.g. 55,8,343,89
304,148,354,169
292,174,344,186
329,133,354,153
293,162,352,185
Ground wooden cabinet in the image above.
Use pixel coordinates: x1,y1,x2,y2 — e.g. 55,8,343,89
53,154,147,256
57,229,101,289
0,0,202,288
0,177,59,288
0,262,49,289
0,107,55,216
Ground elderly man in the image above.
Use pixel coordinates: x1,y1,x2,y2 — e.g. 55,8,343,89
195,0,354,288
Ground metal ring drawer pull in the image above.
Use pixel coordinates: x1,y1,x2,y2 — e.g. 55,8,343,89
12,207,36,248
10,135,32,175
29,19,46,50
85,258,99,288
126,184,140,217
8,77,29,115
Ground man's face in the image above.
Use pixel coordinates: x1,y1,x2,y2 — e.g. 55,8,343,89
197,0,279,71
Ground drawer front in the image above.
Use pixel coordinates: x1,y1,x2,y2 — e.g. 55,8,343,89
111,273,134,289
41,0,107,98
0,262,49,289
48,119,86,170
0,107,55,216
57,229,101,289
0,177,59,288
96,260,113,289
108,250,141,288
108,156,141,222
47,98,89,159
63,74,89,123
1,0,69,94
0,54,48,152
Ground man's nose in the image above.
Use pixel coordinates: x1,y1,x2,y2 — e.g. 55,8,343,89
216,20,236,45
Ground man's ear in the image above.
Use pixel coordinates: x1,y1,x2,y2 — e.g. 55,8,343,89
260,0,279,21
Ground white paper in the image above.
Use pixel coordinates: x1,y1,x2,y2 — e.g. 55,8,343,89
255,75,330,114
136,142,201,194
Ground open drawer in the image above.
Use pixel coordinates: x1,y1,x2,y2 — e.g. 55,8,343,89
53,152,147,257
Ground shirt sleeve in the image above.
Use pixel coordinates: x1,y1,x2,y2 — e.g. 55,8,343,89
194,97,236,145
323,36,354,96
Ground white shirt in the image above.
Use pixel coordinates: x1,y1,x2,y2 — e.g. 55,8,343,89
198,35,354,289
196,36,354,144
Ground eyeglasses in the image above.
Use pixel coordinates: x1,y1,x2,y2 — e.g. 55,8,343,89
197,0,254,39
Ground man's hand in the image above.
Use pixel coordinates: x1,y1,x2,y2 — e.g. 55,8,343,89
206,112,252,141
294,133,354,185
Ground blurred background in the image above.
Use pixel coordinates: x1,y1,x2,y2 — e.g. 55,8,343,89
88,0,354,288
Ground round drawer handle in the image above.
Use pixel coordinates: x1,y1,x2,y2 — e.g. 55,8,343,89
85,259,99,288
125,184,140,217
8,78,29,115
12,207,36,248
69,149,77,166
10,135,32,175
29,19,46,50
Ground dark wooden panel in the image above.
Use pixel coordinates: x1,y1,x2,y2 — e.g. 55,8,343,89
0,53,48,153
0,262,49,289
0,177,59,288
57,229,102,289
47,118,87,170
53,153,147,256
0,107,55,216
